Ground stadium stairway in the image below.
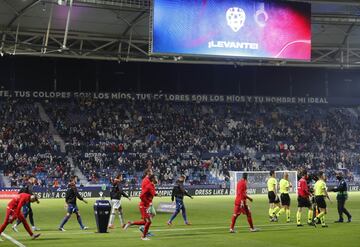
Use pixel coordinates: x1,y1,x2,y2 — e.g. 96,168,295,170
36,102,66,153
347,108,359,120
36,102,88,185
0,172,10,187
69,157,88,185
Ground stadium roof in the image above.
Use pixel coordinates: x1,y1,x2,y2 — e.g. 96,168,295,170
0,0,359,68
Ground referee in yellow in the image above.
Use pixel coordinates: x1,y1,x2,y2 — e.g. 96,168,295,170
313,171,331,227
276,172,292,223
267,170,280,222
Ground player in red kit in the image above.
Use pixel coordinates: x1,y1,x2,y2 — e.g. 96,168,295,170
296,170,314,226
124,174,157,240
230,173,258,233
0,193,41,239
141,168,153,192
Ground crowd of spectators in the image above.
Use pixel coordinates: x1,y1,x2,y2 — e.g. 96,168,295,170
0,99,59,154
1,97,359,186
0,98,69,186
41,98,360,185
4,153,73,187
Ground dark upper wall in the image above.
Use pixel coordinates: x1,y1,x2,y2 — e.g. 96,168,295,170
0,56,359,98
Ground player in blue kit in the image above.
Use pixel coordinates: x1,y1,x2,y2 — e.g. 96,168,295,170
58,177,88,231
167,175,193,226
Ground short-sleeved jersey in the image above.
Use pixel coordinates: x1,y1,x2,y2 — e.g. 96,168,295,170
141,176,151,191
235,179,247,205
279,179,290,194
297,178,310,198
314,180,327,196
267,177,277,192
140,182,156,206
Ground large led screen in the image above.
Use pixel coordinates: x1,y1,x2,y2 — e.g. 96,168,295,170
152,0,311,60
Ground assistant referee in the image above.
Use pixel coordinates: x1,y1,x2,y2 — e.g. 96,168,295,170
267,170,280,222
313,171,331,228
276,172,291,223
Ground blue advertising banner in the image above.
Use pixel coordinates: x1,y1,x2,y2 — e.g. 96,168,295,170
0,186,230,199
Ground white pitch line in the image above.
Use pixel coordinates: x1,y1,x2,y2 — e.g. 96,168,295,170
44,231,94,235
1,233,26,247
11,231,95,237
132,220,359,233
148,227,322,241
132,223,304,232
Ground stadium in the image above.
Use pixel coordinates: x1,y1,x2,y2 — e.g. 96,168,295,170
0,0,360,246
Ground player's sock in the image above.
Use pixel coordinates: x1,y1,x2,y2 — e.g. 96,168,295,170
0,212,12,234
296,211,301,225
119,210,125,226
273,206,280,216
286,209,290,222
307,210,313,223
316,211,325,221
142,222,151,238
230,215,238,230
132,220,146,226
169,210,180,223
276,208,285,217
59,215,70,228
29,210,35,226
181,208,188,223
76,215,85,229
268,208,273,217
0,224,7,234
247,213,254,229
320,214,326,226
109,213,115,226
21,219,34,237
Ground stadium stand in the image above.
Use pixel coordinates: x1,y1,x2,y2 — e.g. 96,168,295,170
0,99,72,186
1,97,359,186
39,98,360,186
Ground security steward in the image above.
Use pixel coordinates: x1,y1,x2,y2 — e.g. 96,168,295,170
332,172,352,223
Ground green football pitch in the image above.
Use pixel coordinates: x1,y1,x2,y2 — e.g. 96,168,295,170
1,192,360,247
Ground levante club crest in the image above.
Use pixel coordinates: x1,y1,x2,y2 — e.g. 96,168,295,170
226,7,246,32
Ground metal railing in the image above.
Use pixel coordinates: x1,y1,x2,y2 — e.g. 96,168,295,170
75,0,151,9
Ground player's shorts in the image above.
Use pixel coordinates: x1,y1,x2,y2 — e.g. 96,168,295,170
268,191,280,204
139,203,150,219
315,196,326,209
233,203,250,215
311,196,316,204
22,202,31,216
175,197,185,211
67,203,79,214
297,196,311,208
280,193,290,206
111,199,121,210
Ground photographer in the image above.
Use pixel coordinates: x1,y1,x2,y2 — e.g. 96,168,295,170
332,172,352,223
